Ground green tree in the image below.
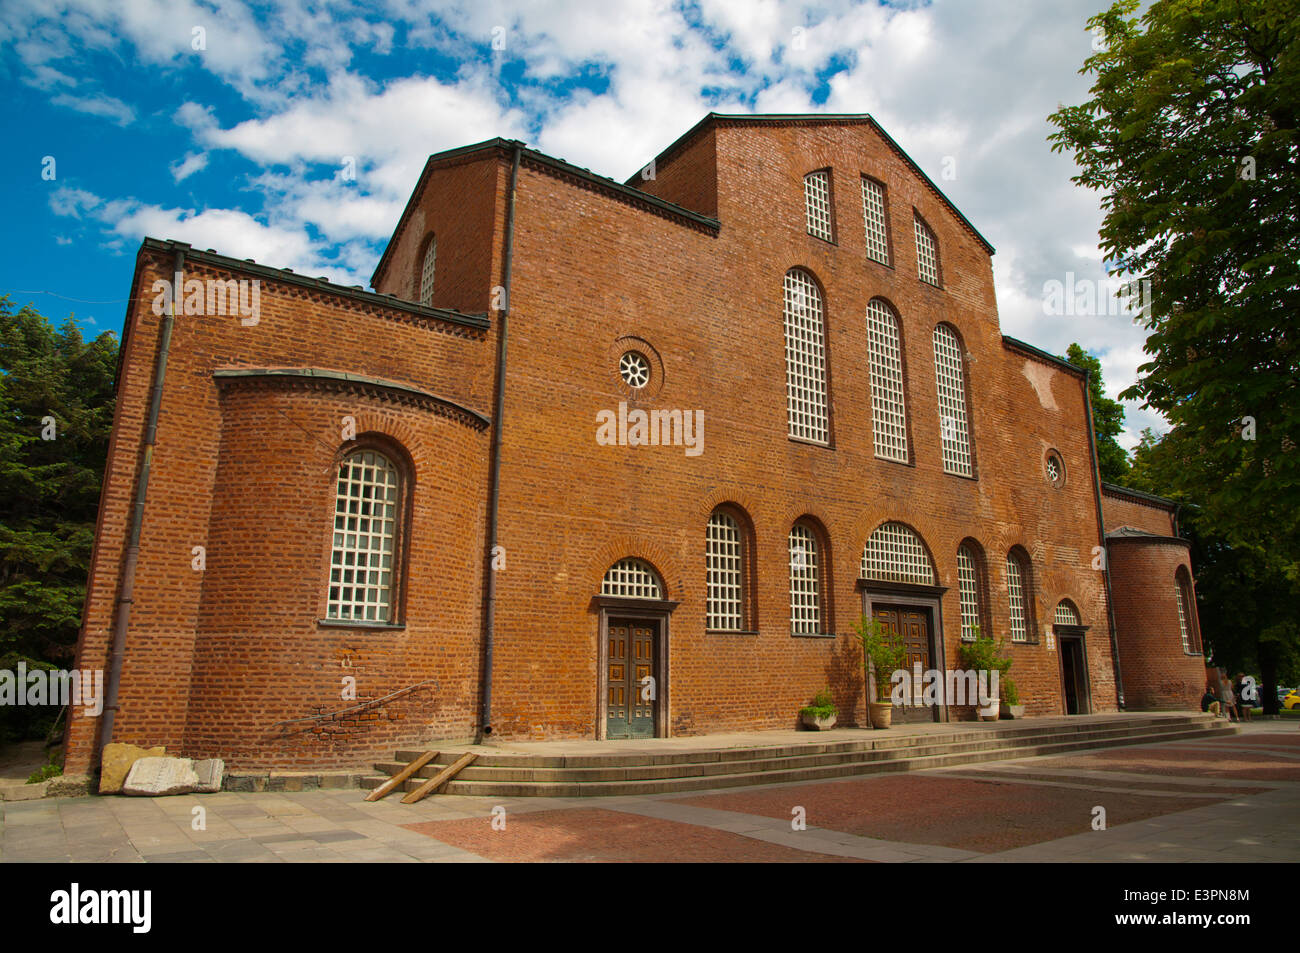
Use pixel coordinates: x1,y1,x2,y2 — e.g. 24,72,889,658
1048,0,1300,571
0,296,118,742
1062,342,1130,482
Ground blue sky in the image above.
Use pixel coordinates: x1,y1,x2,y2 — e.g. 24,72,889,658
0,0,1164,445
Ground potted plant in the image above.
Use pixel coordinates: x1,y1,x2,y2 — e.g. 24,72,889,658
800,688,838,730
1000,677,1026,719
855,615,908,729
958,628,1014,721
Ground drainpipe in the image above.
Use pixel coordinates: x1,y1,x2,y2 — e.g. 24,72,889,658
479,144,522,742
1082,371,1125,710
96,245,184,764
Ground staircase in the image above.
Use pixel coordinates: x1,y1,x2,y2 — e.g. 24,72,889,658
361,713,1235,799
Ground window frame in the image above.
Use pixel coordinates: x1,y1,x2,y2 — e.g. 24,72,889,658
866,298,911,464
933,322,976,478
705,506,756,633
783,268,833,447
418,234,437,305
1005,547,1037,644
956,541,989,642
860,175,892,267
321,438,413,628
913,213,942,287
1175,566,1201,655
803,169,836,243
789,518,832,636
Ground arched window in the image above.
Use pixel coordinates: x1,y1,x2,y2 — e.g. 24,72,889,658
419,235,437,305
706,508,746,631
933,324,973,476
1175,567,1199,654
1006,548,1035,643
1054,600,1081,627
861,176,890,265
601,558,663,599
804,170,833,241
862,522,934,585
789,522,821,634
956,543,984,641
783,269,829,444
328,449,401,622
914,215,940,286
867,299,909,462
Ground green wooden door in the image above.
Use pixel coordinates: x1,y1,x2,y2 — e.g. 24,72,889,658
607,618,657,739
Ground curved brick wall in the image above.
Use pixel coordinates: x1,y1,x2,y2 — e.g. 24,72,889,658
1108,537,1204,710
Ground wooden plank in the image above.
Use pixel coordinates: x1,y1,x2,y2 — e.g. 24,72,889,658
365,751,438,802
401,752,477,804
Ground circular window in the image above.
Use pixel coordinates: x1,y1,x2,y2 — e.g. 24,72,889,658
1045,452,1065,487
619,351,651,389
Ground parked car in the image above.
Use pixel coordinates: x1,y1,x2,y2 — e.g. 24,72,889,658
1283,690,1300,711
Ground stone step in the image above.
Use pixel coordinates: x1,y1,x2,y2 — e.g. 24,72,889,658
361,718,1234,798
371,719,1217,784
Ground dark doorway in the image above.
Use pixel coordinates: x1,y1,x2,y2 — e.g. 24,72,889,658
1058,632,1090,715
872,604,939,723
606,617,658,739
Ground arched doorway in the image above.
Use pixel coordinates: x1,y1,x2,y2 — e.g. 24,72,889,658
594,558,678,740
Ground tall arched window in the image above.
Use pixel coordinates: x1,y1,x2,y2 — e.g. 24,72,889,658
1006,548,1035,643
328,449,401,622
804,170,833,241
914,215,940,286
1175,567,1199,654
601,558,663,599
861,176,890,265
862,522,934,584
933,323,973,476
783,269,829,444
956,543,984,641
419,235,437,305
789,522,821,634
706,508,746,631
866,299,909,462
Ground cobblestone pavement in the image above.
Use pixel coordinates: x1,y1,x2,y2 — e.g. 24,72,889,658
2,724,1295,863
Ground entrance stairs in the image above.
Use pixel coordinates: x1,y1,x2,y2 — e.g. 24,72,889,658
361,712,1235,799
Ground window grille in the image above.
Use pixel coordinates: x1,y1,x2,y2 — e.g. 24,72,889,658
804,171,833,241
1054,601,1081,627
867,299,908,461
1007,554,1030,642
601,558,663,599
933,324,973,476
861,178,890,265
1175,577,1194,653
789,524,821,634
862,522,934,585
419,236,437,305
784,270,829,443
957,545,981,640
915,217,939,285
328,450,400,622
706,511,744,630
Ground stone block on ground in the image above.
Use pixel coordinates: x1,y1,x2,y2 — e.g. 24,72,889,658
192,759,224,793
98,743,166,794
122,756,200,797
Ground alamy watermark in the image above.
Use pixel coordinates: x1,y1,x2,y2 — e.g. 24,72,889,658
1042,272,1152,318
151,276,261,325
0,663,104,716
596,401,704,457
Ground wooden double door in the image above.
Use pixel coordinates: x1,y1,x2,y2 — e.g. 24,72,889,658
872,604,939,723
606,618,658,739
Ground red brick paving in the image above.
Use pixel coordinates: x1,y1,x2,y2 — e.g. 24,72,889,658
403,808,868,863
1186,733,1300,748
1032,747,1300,781
672,775,1225,853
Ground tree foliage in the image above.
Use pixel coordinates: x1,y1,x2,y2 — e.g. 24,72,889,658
0,296,118,741
1062,342,1130,483
1048,0,1300,567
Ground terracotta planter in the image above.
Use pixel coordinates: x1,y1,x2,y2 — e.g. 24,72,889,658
801,712,837,731
1000,703,1026,720
868,701,893,729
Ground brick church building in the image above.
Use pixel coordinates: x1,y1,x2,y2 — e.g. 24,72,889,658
65,114,1208,774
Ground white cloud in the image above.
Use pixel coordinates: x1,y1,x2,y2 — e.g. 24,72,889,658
170,151,208,182
50,92,135,125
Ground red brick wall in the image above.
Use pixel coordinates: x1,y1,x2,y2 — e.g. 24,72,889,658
1108,538,1204,710
1102,489,1178,537
633,126,719,217
67,243,499,772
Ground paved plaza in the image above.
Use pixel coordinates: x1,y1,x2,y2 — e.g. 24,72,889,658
1,723,1295,863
